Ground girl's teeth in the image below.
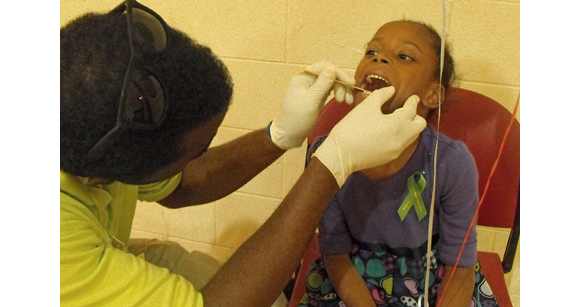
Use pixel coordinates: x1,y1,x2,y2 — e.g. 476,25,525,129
365,74,390,91
366,74,388,84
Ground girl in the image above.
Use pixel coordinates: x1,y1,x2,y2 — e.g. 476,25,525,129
300,20,499,307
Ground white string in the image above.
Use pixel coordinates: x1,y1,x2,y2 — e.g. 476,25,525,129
423,0,447,305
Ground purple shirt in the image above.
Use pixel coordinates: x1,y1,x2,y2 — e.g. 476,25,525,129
310,126,479,267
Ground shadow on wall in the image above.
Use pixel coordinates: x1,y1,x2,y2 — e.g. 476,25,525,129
216,219,265,251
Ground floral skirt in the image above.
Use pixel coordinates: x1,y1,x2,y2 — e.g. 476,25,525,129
298,240,499,307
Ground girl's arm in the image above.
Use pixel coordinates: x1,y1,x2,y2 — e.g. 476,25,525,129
436,264,475,307
324,254,376,307
435,142,479,306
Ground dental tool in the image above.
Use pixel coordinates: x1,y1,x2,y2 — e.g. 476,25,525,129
304,70,372,94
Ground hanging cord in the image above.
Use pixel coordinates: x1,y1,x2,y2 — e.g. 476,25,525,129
435,93,520,307
423,2,521,306
422,1,447,306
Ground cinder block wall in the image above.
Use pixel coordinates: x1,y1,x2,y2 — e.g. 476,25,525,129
61,0,520,305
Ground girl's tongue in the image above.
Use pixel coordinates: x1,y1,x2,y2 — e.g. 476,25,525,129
363,74,390,91
353,75,392,106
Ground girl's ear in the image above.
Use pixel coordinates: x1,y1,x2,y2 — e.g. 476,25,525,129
422,83,445,109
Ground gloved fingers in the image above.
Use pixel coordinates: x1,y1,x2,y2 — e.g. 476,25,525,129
358,86,396,111
332,66,355,104
332,83,354,104
392,95,420,120
304,60,336,75
344,89,354,104
287,61,337,95
307,65,338,100
304,61,356,104
286,73,314,97
410,114,427,131
304,61,354,85
333,83,346,103
334,67,355,86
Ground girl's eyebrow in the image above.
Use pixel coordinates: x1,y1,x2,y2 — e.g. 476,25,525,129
400,40,424,54
366,37,424,54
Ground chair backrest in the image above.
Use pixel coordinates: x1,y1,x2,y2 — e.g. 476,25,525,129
292,88,520,306
307,88,520,229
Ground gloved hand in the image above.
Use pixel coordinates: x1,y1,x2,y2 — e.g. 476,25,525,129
313,87,427,186
269,61,355,150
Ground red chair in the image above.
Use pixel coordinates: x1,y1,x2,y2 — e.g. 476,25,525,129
287,88,519,307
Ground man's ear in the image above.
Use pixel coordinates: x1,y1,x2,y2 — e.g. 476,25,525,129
422,83,445,109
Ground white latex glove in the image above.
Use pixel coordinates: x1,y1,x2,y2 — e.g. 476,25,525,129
313,87,427,186
269,61,355,150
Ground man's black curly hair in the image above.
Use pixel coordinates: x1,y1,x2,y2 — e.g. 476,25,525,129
61,12,233,183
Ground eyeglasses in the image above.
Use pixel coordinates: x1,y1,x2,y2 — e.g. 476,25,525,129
86,0,169,161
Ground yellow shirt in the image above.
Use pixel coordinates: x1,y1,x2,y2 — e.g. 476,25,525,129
60,171,204,306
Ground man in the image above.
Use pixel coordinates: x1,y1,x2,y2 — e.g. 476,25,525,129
60,1,426,306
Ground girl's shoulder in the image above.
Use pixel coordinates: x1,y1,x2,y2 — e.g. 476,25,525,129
420,126,474,164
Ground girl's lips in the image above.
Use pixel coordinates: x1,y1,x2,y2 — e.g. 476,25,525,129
359,91,370,100
353,86,397,114
361,74,391,92
353,89,369,106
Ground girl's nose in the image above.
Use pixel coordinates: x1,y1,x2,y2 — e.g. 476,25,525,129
372,55,388,64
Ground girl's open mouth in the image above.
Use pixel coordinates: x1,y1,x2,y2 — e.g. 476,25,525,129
362,74,391,92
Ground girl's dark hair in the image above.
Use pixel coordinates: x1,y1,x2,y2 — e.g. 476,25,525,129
60,12,233,183
395,20,455,121
408,20,456,91
422,24,455,91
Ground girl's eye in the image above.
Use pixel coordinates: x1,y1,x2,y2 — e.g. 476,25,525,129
399,54,413,61
365,50,378,56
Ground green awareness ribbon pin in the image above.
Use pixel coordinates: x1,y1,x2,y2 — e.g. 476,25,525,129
398,172,427,222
